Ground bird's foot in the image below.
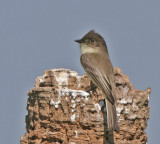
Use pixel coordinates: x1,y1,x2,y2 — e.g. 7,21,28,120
86,86,97,94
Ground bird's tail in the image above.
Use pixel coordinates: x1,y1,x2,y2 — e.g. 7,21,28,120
105,99,119,132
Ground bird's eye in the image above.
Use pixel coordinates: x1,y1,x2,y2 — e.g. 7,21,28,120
90,39,95,43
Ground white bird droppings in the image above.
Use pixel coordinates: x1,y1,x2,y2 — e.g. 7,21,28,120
70,114,76,122
74,130,78,138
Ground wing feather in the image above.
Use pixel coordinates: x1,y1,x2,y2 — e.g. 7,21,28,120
80,53,115,104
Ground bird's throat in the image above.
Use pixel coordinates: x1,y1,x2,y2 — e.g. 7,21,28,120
80,44,99,54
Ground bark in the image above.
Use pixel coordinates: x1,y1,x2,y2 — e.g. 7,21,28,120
21,68,151,144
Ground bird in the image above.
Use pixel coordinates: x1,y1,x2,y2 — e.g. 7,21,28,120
75,30,119,132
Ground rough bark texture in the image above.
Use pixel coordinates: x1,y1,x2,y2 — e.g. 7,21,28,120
20,68,151,144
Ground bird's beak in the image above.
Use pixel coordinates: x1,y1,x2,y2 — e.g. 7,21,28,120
74,39,82,43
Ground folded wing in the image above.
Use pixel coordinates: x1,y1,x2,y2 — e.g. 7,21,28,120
80,53,115,105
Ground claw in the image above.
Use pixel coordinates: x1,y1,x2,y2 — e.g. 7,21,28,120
86,86,97,93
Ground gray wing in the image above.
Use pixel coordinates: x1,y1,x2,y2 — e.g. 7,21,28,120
80,53,115,104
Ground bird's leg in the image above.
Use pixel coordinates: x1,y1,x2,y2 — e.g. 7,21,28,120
86,80,97,94
86,85,97,93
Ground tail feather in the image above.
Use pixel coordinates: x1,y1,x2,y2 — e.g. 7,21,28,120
106,99,119,132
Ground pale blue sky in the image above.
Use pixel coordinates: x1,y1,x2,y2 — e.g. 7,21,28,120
0,0,160,143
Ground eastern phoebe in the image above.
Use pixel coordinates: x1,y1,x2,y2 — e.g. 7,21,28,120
75,30,119,132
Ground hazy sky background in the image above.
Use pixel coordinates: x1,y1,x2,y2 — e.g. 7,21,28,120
0,0,160,143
